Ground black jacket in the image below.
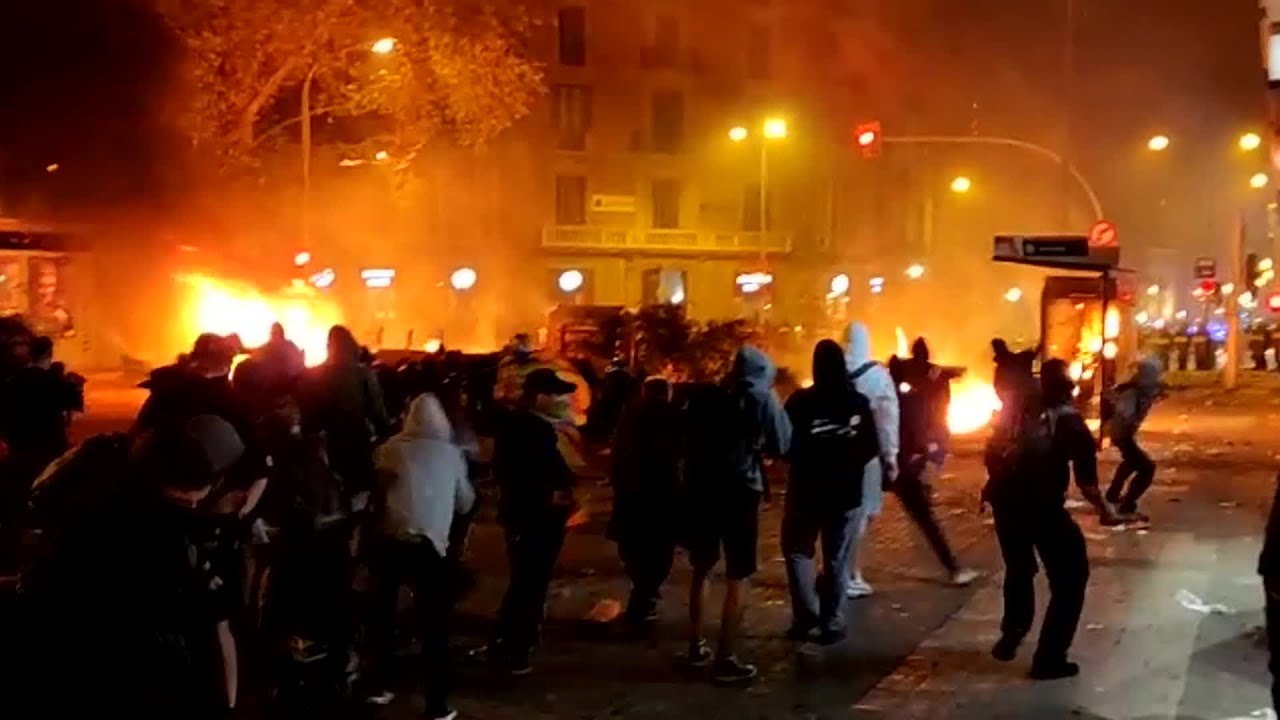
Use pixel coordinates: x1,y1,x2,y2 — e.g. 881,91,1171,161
493,408,574,527
783,384,878,511
1260,474,1280,577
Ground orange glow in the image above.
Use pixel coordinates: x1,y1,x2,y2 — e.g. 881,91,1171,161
948,376,1002,435
176,273,343,367
1103,305,1121,340
895,326,909,358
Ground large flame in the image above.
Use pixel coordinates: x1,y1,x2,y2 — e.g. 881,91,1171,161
947,375,1002,435
176,273,343,366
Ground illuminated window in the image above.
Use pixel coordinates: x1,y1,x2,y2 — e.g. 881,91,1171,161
551,84,592,151
555,175,587,225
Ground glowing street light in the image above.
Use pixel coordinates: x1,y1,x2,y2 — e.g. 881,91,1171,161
294,251,312,267
1147,135,1170,152
450,266,477,291
558,269,585,293
829,273,850,296
906,264,925,279
1146,283,1160,297
1004,287,1023,303
1252,172,1270,190
728,126,749,143
1240,132,1263,152
371,37,397,55
763,117,788,140
950,176,972,194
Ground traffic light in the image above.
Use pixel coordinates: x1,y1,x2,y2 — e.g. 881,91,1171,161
855,121,882,159
1195,278,1219,299
1269,292,1280,313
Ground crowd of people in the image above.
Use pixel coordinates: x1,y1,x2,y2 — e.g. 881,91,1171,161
0,316,1170,717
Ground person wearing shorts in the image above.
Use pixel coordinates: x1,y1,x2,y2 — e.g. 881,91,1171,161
682,346,790,686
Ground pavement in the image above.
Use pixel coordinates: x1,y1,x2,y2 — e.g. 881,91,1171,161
70,373,1280,719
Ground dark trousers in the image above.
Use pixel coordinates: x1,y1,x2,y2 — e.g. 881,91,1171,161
617,531,675,620
893,461,959,574
992,503,1090,665
1266,576,1280,712
497,513,568,654
364,538,452,716
1107,435,1155,512
782,500,859,635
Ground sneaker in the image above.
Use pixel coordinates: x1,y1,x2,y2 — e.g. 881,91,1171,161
950,568,981,587
1029,659,1080,681
846,576,874,599
785,623,818,642
685,640,714,668
501,648,534,677
1105,489,1122,506
364,690,395,706
429,710,458,720
990,634,1022,662
711,656,758,685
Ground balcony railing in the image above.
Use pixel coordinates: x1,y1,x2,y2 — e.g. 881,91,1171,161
542,226,791,254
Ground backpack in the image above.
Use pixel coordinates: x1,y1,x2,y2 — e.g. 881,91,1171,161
19,433,133,592
684,382,762,484
984,406,1068,503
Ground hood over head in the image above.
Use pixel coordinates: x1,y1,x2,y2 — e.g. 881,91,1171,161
812,339,849,389
911,337,930,363
1133,357,1163,390
845,322,873,368
402,393,452,441
733,345,776,389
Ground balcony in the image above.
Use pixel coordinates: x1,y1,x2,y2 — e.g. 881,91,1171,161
542,226,792,254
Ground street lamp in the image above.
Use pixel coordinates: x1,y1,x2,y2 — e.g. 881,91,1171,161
294,251,312,268
1146,283,1160,297
1252,173,1270,190
558,269,585,293
950,176,972,194
730,117,789,264
1240,132,1263,152
906,264,925,279
1004,287,1023,303
1147,135,1170,152
829,273,850,296
450,266,477,291
371,37,397,55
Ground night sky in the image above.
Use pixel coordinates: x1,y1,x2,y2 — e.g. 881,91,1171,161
0,0,1266,230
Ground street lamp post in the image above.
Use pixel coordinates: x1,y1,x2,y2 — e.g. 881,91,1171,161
301,37,397,246
731,118,788,265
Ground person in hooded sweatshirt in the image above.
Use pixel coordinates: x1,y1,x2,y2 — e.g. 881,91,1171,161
842,322,900,598
782,340,879,644
1105,358,1164,521
363,393,475,719
609,376,683,625
683,345,791,684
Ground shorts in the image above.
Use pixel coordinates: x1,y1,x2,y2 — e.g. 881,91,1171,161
685,486,761,580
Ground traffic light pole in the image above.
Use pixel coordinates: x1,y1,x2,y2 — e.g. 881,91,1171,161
883,135,1104,223
1224,212,1245,390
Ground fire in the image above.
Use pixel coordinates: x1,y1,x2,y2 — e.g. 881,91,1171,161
947,376,1002,435
895,326,909,358
176,273,343,366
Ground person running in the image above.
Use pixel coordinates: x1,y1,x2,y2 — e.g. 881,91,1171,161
1105,358,1164,521
985,358,1118,680
362,394,475,719
783,340,879,644
889,355,980,586
683,346,791,684
491,368,579,675
608,377,682,626
842,322,899,599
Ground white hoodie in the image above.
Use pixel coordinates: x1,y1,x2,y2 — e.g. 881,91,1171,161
374,393,476,555
845,322,901,466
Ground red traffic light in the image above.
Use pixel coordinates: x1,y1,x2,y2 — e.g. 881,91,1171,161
1195,279,1218,298
1268,292,1280,312
854,121,882,158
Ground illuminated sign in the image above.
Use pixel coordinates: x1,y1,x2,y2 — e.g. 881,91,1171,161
361,268,396,288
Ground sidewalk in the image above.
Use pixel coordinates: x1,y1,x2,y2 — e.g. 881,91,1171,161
856,452,1275,720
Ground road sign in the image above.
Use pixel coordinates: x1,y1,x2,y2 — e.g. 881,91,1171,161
994,234,1118,271
1194,257,1217,279
1088,220,1118,247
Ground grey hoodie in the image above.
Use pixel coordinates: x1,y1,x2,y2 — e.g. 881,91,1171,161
728,346,792,491
1111,357,1163,439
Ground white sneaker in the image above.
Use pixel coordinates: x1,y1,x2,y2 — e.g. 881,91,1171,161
950,568,981,587
364,691,395,706
846,576,874,599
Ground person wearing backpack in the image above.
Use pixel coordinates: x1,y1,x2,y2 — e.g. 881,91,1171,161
361,393,474,719
1104,358,1163,521
842,322,899,599
682,345,791,684
986,359,1118,680
783,340,879,644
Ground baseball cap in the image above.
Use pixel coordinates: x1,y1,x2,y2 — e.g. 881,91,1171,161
523,367,576,396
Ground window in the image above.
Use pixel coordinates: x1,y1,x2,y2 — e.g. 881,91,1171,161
742,182,768,231
746,23,770,79
558,7,586,66
551,84,592,150
641,267,688,305
555,175,587,225
651,179,681,229
651,91,684,153
652,14,680,66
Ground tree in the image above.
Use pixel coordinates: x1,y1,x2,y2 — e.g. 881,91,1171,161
156,0,544,166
